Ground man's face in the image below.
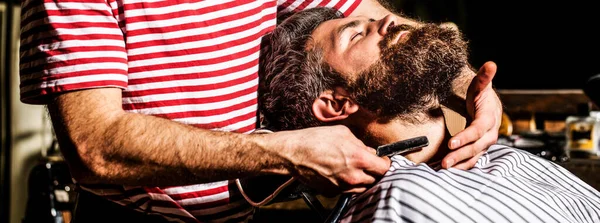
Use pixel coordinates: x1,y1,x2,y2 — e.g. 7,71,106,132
310,15,403,78
310,14,469,119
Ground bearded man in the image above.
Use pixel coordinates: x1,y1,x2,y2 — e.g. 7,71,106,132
257,7,600,223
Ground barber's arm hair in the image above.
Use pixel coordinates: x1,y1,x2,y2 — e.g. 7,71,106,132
48,88,290,186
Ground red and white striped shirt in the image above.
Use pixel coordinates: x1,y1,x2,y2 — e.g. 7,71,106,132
19,0,360,222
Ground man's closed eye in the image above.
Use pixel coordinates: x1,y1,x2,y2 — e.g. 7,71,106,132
351,32,363,41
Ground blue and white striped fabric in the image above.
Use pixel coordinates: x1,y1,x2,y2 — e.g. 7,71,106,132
341,145,600,223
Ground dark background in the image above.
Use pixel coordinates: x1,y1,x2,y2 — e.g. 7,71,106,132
389,0,600,90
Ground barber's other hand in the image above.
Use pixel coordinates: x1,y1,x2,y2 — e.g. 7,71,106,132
274,125,390,195
443,61,502,170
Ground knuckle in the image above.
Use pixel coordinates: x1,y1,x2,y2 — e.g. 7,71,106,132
475,138,489,152
344,175,360,186
455,164,469,170
348,178,361,186
353,156,367,167
470,145,480,156
466,159,478,168
468,156,479,165
490,139,498,145
475,127,485,139
355,188,366,193
482,139,495,147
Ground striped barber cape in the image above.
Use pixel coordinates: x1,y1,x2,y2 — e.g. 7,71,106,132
341,145,600,223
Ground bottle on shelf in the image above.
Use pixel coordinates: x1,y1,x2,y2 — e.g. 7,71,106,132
565,102,599,158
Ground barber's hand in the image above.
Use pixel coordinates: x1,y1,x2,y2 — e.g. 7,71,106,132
442,61,502,170
276,125,391,195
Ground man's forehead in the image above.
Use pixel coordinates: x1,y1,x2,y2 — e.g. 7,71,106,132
309,18,342,50
310,17,368,47
308,16,385,78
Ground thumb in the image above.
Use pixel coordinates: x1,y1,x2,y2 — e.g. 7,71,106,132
363,155,391,177
474,61,497,91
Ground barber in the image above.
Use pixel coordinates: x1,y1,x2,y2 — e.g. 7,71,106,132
18,0,502,222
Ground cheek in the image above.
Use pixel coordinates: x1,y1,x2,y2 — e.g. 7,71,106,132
348,46,380,74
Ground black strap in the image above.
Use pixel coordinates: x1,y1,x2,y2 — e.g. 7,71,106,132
72,190,168,223
324,194,352,223
300,192,328,220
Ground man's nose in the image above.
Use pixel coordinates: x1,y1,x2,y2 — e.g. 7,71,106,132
377,15,397,36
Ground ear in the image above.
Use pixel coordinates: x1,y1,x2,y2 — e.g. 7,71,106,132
312,88,359,123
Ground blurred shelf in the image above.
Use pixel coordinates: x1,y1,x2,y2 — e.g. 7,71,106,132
496,89,598,134
497,89,597,116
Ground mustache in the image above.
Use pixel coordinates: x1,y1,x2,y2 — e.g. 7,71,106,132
379,24,416,51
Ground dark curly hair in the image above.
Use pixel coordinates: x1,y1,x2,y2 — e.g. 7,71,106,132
258,7,345,131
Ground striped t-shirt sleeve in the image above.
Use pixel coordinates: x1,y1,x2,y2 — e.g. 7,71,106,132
341,145,600,223
277,0,362,17
19,0,128,105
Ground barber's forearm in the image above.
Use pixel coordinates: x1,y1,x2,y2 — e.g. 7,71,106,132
49,88,288,186
93,113,287,185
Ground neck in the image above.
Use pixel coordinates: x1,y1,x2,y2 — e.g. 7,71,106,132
351,108,452,165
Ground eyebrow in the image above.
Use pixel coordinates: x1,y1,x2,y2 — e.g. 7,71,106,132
336,20,362,39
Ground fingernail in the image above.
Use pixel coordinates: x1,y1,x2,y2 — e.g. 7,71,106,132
446,159,455,168
450,140,460,149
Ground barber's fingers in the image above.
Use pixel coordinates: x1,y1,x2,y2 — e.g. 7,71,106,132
360,152,391,176
348,140,389,175
336,168,380,194
448,116,495,151
341,166,389,194
473,61,497,91
452,150,487,170
339,152,390,194
346,134,389,173
365,146,378,155
344,187,368,194
443,130,496,169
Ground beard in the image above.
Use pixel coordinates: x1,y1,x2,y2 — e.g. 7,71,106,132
347,23,469,122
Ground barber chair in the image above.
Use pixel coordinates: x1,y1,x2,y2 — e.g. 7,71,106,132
295,189,352,223
22,141,77,223
239,175,351,223
241,136,429,223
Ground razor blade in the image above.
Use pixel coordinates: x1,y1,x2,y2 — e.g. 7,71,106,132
376,136,429,157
